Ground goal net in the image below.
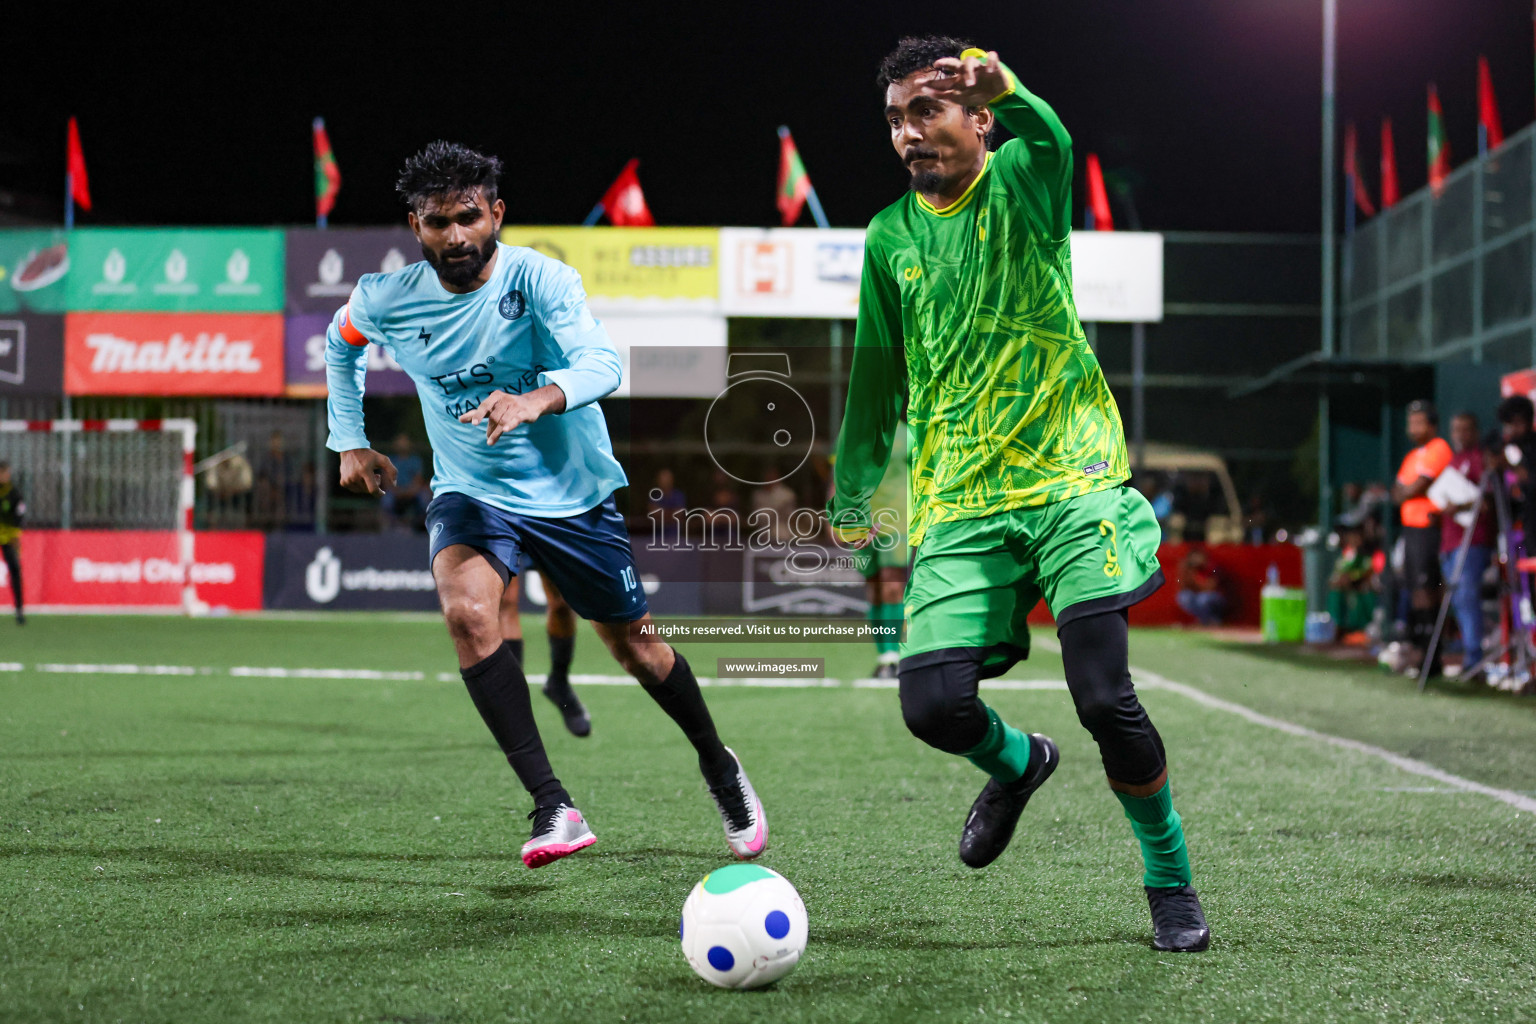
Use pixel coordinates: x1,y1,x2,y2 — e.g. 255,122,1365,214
0,419,200,610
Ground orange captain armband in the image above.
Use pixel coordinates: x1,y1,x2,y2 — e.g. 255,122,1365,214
337,304,369,347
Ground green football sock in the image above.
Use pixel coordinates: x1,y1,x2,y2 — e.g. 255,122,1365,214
1115,781,1192,888
871,603,903,654
960,705,1032,784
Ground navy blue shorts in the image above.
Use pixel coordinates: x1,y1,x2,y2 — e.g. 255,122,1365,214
426,492,648,624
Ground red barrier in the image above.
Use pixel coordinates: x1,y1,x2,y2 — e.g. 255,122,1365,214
0,531,266,611
1028,543,1303,627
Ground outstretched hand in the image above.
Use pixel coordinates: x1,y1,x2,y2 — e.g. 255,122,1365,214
927,49,1009,107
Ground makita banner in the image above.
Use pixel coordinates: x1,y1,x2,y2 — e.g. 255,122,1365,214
0,229,70,313
67,229,284,312
0,531,265,611
284,228,422,315
0,315,65,395
65,312,285,395
264,533,440,611
283,313,416,398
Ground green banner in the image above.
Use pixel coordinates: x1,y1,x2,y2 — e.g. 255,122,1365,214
67,228,284,312
0,229,70,313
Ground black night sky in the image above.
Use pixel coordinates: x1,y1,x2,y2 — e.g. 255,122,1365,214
8,1,1535,233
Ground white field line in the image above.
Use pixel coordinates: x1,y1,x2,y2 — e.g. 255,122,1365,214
0,662,22,671
35,663,199,676
231,667,425,681
21,653,1536,815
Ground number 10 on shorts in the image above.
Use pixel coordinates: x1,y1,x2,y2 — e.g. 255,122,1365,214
621,566,638,591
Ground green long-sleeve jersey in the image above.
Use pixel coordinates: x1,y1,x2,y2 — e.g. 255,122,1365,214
829,65,1129,548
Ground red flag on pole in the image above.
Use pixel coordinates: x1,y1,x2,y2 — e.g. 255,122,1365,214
1085,153,1113,231
1381,117,1400,208
1478,55,1505,151
599,159,654,227
1344,122,1376,217
777,128,813,227
1427,83,1451,197
313,118,342,222
66,117,91,212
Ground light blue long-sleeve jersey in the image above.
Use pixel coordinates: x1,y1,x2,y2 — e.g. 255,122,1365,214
325,242,628,517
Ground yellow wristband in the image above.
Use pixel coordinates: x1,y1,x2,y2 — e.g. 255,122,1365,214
832,525,868,545
958,47,1016,104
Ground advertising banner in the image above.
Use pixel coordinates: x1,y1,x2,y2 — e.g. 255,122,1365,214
718,228,865,318
264,533,439,611
0,531,265,611
67,229,284,312
1069,231,1164,323
283,313,417,398
500,227,719,311
0,315,65,395
284,228,422,315
0,229,70,313
65,312,285,396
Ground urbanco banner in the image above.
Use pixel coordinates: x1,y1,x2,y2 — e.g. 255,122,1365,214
283,228,422,315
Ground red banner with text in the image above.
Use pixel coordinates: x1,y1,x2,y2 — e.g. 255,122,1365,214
64,312,284,395
0,531,266,610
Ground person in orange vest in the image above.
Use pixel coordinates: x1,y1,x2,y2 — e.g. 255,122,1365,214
1393,400,1453,675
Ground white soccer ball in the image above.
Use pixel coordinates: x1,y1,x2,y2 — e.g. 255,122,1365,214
679,864,808,989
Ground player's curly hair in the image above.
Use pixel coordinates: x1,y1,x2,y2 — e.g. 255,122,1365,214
396,141,503,213
876,34,979,88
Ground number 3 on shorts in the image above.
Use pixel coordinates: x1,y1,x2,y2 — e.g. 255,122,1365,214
1098,520,1123,578
620,565,638,591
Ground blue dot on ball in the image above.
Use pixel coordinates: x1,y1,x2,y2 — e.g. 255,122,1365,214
707,945,735,972
764,910,791,939
679,917,684,941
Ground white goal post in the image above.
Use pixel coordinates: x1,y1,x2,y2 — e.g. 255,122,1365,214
0,418,202,613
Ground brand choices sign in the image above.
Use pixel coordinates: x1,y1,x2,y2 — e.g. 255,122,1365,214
67,229,284,312
65,312,285,395
284,228,422,315
0,531,265,610
265,534,439,611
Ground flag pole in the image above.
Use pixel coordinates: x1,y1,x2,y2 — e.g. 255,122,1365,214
64,172,74,231
581,202,605,227
805,185,830,230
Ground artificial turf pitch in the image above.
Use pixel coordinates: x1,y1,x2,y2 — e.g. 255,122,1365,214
2,615,1534,1023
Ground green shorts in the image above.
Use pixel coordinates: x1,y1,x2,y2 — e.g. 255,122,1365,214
903,485,1163,672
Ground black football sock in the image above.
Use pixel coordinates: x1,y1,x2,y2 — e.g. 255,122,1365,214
639,650,734,783
548,634,575,686
460,642,569,808
507,638,524,665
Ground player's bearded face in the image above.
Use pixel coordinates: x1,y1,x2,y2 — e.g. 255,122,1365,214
415,191,501,289
887,75,985,197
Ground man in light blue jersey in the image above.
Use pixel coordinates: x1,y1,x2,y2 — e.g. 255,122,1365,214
326,142,766,868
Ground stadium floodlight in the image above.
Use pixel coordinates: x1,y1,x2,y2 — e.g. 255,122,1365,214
0,418,205,615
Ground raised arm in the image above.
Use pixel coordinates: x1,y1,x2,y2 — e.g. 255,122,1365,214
930,48,1073,240
827,237,906,544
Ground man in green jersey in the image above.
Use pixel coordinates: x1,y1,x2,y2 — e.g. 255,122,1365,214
829,36,1208,951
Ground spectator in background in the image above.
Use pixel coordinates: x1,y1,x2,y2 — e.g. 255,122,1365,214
1176,547,1227,626
1438,412,1495,677
1497,395,1536,551
1243,494,1269,545
1328,519,1376,636
0,461,25,625
709,469,741,513
253,430,294,531
1393,400,1453,675
1174,473,1217,542
381,433,430,530
647,468,687,541
752,464,798,543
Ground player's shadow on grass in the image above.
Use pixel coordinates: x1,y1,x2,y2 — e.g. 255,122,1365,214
811,919,1121,952
589,846,721,865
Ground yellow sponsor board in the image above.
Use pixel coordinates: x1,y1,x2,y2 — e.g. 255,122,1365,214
499,226,719,309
